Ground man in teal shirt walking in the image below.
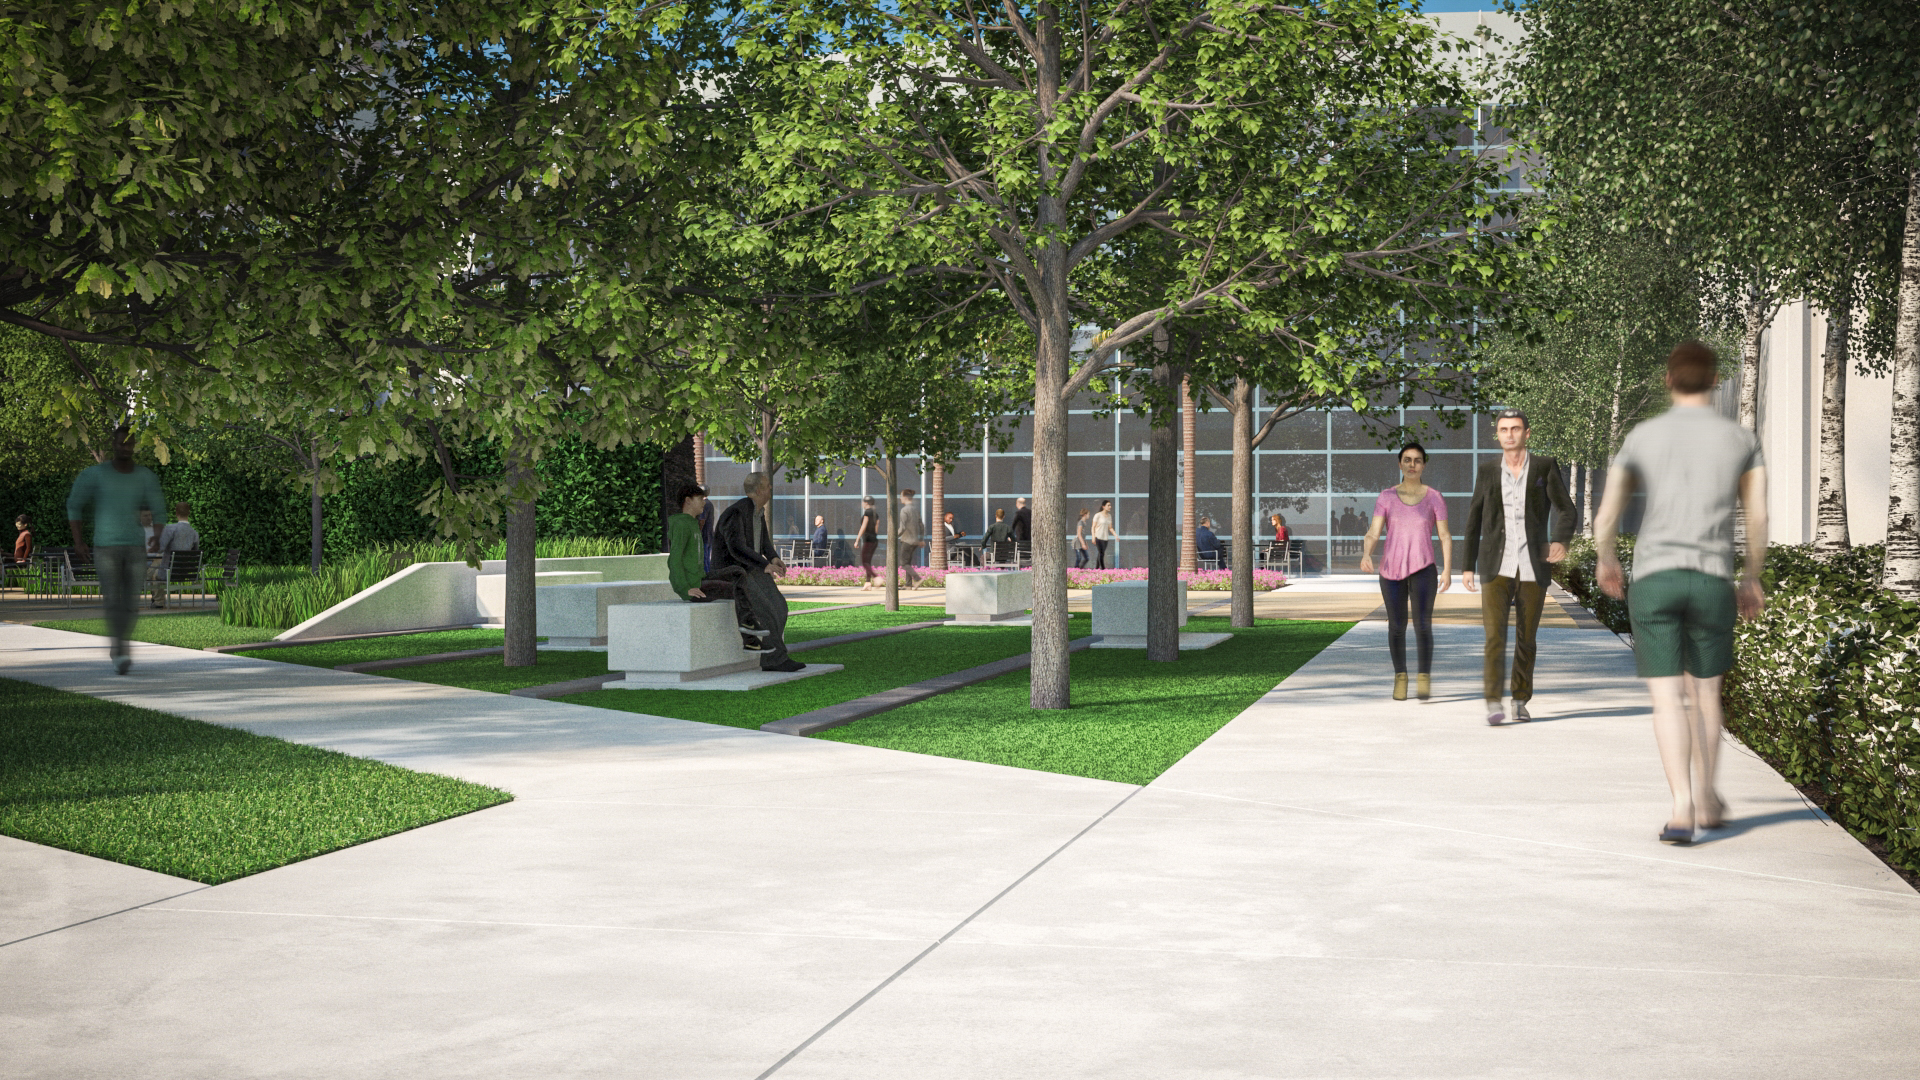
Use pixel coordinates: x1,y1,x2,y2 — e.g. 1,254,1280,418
67,426,168,674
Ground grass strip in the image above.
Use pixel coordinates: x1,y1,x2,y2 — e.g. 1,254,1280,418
234,629,510,669
552,616,1093,727
36,614,286,651
0,678,512,884
816,617,1353,785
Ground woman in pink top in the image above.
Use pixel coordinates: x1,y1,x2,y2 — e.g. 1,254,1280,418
1360,442,1453,701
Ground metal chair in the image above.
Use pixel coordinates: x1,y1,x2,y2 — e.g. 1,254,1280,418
157,549,209,607
984,539,1019,570
204,548,242,590
59,550,98,605
807,544,831,567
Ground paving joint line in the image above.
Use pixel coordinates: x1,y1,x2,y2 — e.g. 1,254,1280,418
762,635,1099,736
1,885,213,950
752,784,1146,1080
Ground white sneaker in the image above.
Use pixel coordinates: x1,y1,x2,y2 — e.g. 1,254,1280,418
1513,701,1533,723
1485,700,1505,726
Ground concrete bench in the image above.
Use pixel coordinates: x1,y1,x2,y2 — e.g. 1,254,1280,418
602,602,844,690
946,570,1032,624
1089,579,1231,650
536,580,679,649
475,571,603,625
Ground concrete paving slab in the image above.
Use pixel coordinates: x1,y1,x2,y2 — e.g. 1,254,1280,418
755,620,1920,1078
603,662,845,691
0,835,202,946
6,617,1917,1078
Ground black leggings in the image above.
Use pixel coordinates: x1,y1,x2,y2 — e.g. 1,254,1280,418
1094,538,1109,569
1380,564,1438,675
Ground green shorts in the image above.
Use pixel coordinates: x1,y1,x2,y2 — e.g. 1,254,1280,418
1627,569,1736,678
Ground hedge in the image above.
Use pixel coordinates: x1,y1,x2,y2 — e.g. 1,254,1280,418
1,437,664,567
1556,537,1920,877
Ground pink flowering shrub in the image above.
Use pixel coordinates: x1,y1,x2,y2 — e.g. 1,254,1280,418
778,564,1284,590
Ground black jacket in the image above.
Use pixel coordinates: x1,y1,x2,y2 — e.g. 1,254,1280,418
713,496,777,574
1463,454,1576,582
1010,506,1032,543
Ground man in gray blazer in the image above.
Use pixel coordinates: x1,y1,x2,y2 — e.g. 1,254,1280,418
1463,410,1576,724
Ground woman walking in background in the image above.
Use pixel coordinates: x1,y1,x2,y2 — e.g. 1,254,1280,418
855,495,879,590
1074,508,1091,568
896,488,923,589
1090,499,1115,569
1360,443,1452,701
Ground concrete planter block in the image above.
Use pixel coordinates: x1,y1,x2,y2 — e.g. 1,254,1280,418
1088,579,1228,649
537,581,679,649
478,554,668,582
606,601,759,682
946,570,1033,623
474,571,603,624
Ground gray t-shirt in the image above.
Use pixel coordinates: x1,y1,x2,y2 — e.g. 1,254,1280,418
1611,405,1763,581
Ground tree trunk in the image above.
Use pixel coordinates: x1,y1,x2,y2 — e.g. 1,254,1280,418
309,466,323,576
660,435,696,553
930,462,947,571
1180,375,1198,572
1028,266,1073,709
1148,362,1182,662
1738,284,1771,432
883,453,900,612
503,451,538,668
1816,283,1853,555
1229,378,1254,628
1884,161,1920,599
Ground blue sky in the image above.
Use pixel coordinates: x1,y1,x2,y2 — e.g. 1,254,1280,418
1413,1,1522,11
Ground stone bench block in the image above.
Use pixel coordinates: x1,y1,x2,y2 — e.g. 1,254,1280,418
475,571,603,624
538,580,679,649
606,601,759,683
946,570,1033,624
1088,579,1228,649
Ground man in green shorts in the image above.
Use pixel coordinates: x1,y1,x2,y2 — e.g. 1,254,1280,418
1593,341,1767,846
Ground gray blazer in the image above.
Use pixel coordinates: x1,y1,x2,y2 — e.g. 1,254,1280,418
1462,454,1576,583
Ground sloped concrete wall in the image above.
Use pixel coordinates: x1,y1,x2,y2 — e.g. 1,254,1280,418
476,554,669,581
276,562,480,641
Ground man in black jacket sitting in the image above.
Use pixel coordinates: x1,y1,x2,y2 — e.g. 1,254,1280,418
712,472,804,673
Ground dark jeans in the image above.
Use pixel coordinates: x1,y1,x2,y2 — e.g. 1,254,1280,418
1094,538,1109,569
689,577,754,631
859,539,877,582
95,544,146,661
1379,563,1438,675
899,544,920,587
1074,544,1088,569
1482,575,1547,701
737,569,790,668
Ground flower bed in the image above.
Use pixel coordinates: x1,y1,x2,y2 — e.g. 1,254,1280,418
776,565,1285,590
1557,538,1920,878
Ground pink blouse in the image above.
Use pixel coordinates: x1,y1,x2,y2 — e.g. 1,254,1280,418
1373,487,1447,581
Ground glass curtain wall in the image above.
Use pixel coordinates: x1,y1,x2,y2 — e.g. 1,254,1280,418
703,377,1505,573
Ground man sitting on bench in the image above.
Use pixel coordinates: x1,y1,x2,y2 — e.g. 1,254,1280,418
712,472,804,673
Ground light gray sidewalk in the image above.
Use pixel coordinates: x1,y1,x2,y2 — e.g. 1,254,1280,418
3,621,1916,1078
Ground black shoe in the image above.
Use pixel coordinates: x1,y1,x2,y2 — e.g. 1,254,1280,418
763,658,805,673
739,625,770,637
741,635,767,651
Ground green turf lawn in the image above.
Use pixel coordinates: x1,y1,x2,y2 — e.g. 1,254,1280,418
36,613,283,650
0,677,512,884
816,617,1354,785
234,629,510,668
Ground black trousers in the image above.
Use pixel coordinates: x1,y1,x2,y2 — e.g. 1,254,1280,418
1094,538,1109,569
1380,564,1438,675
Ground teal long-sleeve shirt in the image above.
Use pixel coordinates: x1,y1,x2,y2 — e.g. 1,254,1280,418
67,462,166,547
667,512,705,600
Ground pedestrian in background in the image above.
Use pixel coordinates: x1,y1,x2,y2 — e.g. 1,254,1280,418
66,425,167,674
1091,499,1115,568
1361,442,1452,701
896,487,923,589
856,495,879,590
1594,341,1766,845
1464,410,1575,725
1074,508,1091,569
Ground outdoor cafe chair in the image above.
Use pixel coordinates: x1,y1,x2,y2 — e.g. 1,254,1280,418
157,549,209,607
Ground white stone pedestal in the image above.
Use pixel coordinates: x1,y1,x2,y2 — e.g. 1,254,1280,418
606,601,758,682
1089,579,1231,650
475,571,603,625
946,570,1033,624
538,580,679,649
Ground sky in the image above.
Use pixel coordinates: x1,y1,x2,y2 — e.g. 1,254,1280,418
1412,1,1523,11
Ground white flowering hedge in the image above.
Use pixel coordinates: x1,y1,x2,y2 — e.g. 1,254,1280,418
1559,541,1920,874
